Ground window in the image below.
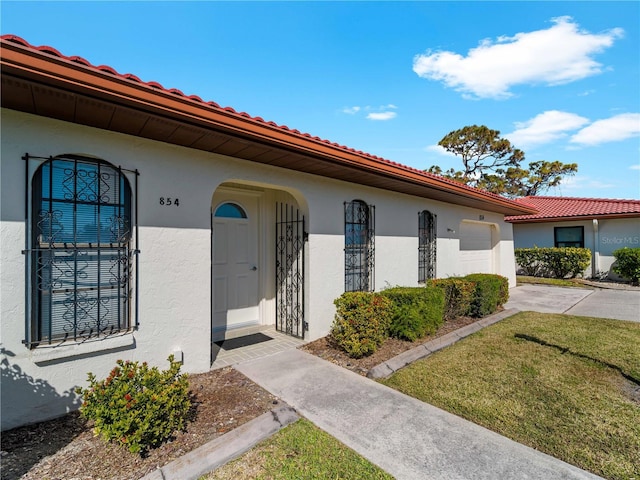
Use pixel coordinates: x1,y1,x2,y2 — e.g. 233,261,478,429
214,202,247,219
418,210,437,283
29,155,133,346
554,226,584,248
344,200,375,292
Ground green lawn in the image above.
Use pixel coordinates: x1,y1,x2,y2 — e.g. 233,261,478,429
381,312,640,480
202,419,393,480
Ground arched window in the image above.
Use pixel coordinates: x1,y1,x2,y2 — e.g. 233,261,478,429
344,200,375,292
30,155,132,345
418,210,437,283
214,202,247,219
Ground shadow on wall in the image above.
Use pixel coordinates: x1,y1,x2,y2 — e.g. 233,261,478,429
1,347,81,429
1,348,85,478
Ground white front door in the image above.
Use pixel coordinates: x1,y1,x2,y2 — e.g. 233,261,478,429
212,194,260,337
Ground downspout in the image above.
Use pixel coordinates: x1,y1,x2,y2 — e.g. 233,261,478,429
592,219,599,278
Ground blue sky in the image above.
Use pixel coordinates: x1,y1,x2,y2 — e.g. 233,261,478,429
2,1,639,199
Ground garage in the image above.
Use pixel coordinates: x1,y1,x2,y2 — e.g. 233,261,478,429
459,221,495,274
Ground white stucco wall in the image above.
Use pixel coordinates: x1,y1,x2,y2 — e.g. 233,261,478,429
1,109,517,429
512,218,640,278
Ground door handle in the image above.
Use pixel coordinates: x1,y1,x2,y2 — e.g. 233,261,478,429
250,266,257,271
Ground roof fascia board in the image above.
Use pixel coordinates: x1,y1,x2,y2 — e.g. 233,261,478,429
507,213,640,223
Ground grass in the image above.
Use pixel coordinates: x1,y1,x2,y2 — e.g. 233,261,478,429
516,275,591,288
201,419,394,480
381,312,640,480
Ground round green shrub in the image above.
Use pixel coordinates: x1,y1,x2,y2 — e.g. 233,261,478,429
330,292,393,358
612,247,640,284
76,355,191,455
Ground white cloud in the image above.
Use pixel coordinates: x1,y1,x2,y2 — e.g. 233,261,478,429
342,106,361,114
413,16,623,99
577,89,596,97
342,104,397,120
570,113,640,145
367,111,397,121
550,175,615,194
506,110,589,147
424,144,458,157
629,164,640,170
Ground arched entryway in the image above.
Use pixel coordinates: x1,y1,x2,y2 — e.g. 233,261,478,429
210,182,308,361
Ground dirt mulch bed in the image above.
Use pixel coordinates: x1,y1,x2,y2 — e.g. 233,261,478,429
1,367,277,480
302,316,483,376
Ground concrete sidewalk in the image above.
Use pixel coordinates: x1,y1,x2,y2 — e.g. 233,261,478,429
236,349,601,480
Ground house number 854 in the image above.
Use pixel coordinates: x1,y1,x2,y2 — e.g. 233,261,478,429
159,197,180,206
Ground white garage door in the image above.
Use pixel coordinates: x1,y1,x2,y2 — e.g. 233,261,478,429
459,222,493,275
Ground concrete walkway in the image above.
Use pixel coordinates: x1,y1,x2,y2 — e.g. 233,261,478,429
236,349,601,480
505,284,640,322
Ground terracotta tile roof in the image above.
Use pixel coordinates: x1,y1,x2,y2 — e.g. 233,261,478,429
0,34,540,215
505,196,640,222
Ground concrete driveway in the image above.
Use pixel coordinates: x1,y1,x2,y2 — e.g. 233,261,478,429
505,284,640,322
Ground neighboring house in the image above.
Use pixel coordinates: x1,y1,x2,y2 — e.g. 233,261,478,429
506,196,640,278
0,35,536,430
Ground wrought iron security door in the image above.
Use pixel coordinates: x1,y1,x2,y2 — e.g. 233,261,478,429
275,203,306,339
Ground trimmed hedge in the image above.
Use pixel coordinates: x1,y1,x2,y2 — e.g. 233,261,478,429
462,274,509,318
330,292,393,358
612,247,640,285
431,278,476,320
515,247,591,279
381,286,445,341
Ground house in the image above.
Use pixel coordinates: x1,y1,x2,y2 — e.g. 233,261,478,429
506,196,640,278
0,35,536,430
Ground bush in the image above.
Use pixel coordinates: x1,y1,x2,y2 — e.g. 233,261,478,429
76,355,191,455
431,278,476,320
612,247,640,284
463,274,509,318
381,286,445,341
330,292,393,358
515,247,591,279
514,248,545,277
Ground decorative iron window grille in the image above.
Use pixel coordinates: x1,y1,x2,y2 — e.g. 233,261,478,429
418,210,437,283
344,200,375,292
25,154,137,347
275,203,306,339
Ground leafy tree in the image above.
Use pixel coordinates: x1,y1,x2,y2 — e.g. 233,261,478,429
429,125,577,198
436,125,524,186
